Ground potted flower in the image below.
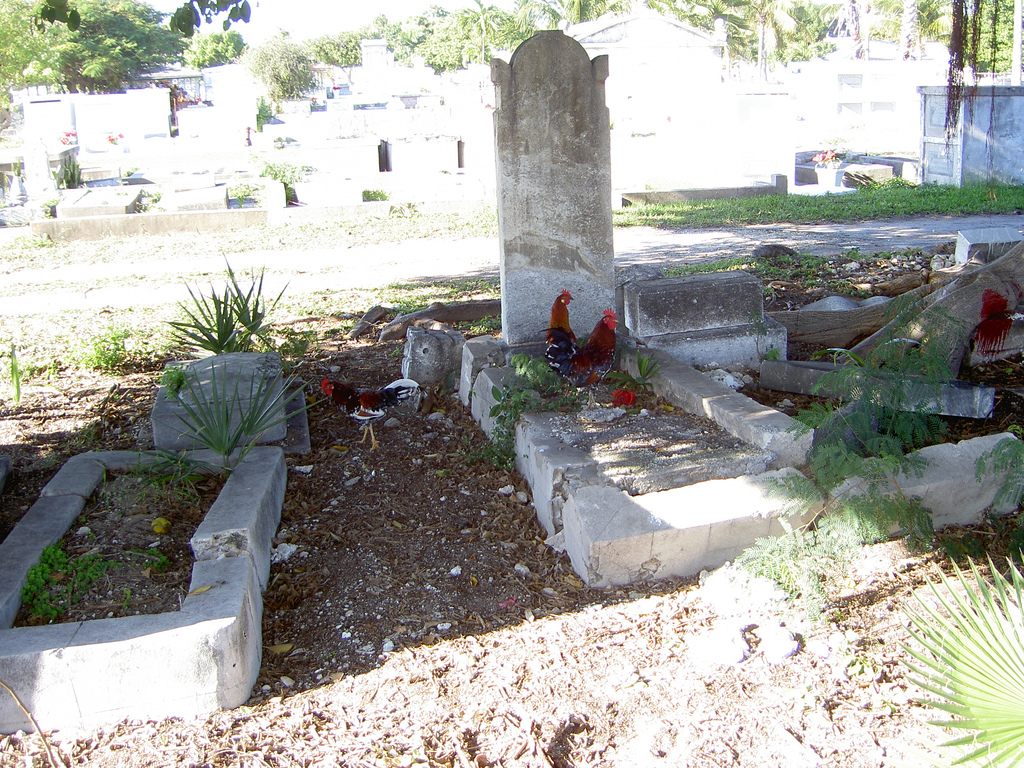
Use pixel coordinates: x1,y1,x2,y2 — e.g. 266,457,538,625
812,149,843,186
59,130,77,146
106,132,125,146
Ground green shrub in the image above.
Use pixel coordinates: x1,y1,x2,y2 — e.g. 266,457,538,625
256,97,274,131
362,189,389,202
76,325,134,372
55,156,82,190
260,162,311,205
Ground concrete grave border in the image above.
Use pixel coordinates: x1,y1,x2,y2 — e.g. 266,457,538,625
0,447,285,735
461,340,1019,587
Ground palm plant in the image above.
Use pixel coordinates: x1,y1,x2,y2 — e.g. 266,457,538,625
167,262,284,355
904,557,1024,766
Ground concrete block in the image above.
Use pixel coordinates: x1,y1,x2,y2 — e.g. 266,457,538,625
56,186,141,218
191,447,286,589
0,495,86,628
562,468,818,587
954,227,1023,265
641,318,787,369
282,389,311,455
79,450,160,472
759,359,996,419
152,352,286,451
459,336,507,406
623,271,765,337
832,432,1020,531
470,366,518,437
39,455,105,498
622,348,811,468
161,185,228,212
402,326,465,389
841,163,894,185
0,556,262,734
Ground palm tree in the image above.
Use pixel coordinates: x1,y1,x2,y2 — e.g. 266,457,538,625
457,0,507,63
899,0,920,58
515,0,631,29
747,0,794,79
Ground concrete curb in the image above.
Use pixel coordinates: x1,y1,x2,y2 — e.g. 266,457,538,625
0,447,285,734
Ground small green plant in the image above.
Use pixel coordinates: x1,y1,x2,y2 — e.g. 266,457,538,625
476,354,580,470
76,325,134,372
167,262,285,355
256,96,274,132
260,162,311,205
228,182,262,206
904,556,1024,766
606,354,660,393
127,547,171,573
976,432,1024,513
362,189,389,202
21,544,111,623
136,190,162,213
389,202,417,217
55,156,82,189
4,344,22,404
160,366,187,398
175,364,300,466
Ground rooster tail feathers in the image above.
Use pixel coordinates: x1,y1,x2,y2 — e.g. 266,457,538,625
383,378,423,406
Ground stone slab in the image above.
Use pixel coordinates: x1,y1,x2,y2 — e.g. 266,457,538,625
841,163,894,184
833,432,1019,530
459,336,507,406
32,208,270,242
561,468,819,587
39,455,105,498
161,185,228,212
641,318,788,369
968,317,1024,366
622,347,812,468
56,186,142,218
152,352,287,451
759,359,996,419
282,388,311,455
190,446,286,589
954,227,1023,265
623,271,766,338
0,495,86,629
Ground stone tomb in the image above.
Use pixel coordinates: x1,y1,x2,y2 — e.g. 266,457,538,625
623,271,787,368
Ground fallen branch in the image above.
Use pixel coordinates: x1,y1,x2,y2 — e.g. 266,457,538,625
378,299,501,342
0,677,64,768
348,305,391,339
767,281,940,347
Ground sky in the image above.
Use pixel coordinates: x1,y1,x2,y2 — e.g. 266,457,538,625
152,0,513,45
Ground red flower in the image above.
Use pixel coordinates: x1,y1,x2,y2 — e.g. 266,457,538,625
611,389,637,407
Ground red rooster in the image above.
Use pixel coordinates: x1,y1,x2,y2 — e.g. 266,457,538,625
567,309,618,388
320,377,421,450
545,289,577,377
545,289,618,404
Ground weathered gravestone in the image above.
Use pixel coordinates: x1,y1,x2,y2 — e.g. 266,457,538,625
491,31,616,346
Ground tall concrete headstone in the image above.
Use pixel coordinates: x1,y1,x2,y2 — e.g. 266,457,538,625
491,31,616,346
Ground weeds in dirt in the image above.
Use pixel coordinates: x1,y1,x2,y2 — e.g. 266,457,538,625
606,353,660,394
738,323,965,616
21,544,112,623
75,325,136,372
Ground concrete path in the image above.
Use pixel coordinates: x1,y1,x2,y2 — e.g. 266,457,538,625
2,212,1022,316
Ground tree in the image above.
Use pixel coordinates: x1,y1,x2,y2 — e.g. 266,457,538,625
747,0,794,78
244,33,316,104
0,0,62,107
775,0,838,62
52,0,185,93
416,15,474,71
183,29,245,68
514,0,630,29
456,0,510,64
305,32,362,68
